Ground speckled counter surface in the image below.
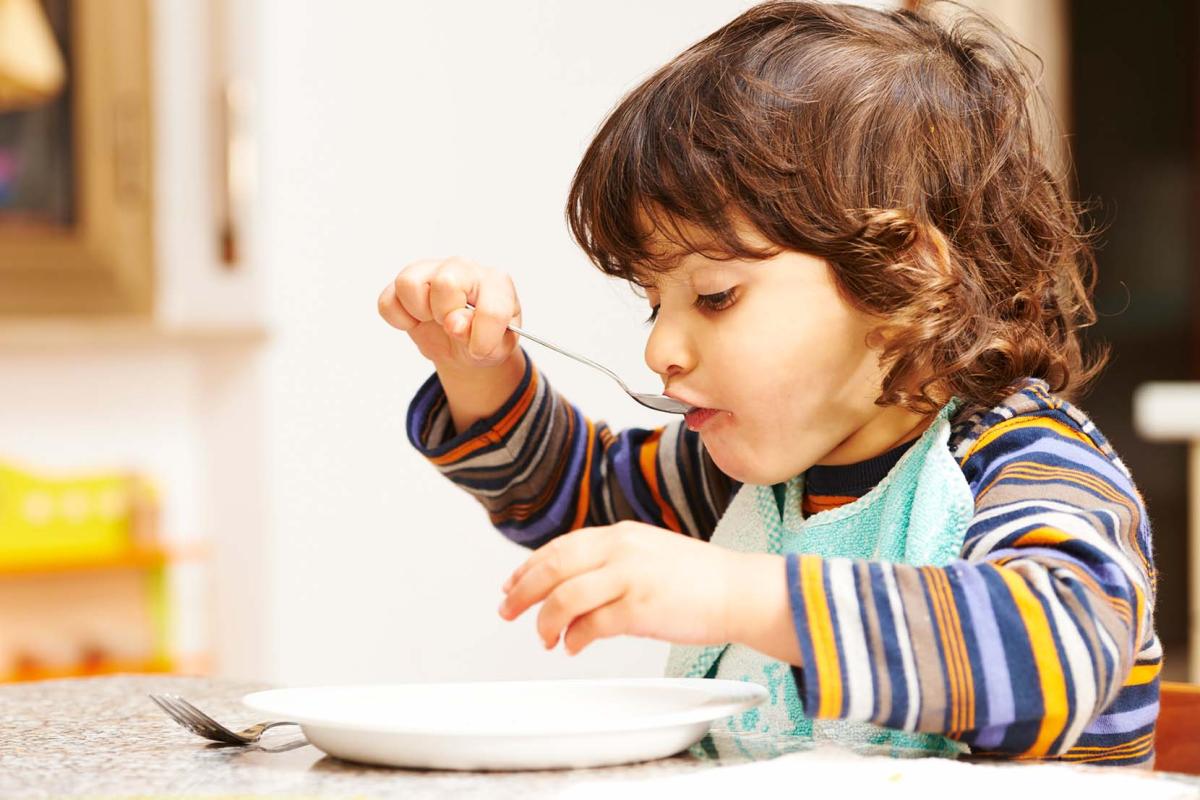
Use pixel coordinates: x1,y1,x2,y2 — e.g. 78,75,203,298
3,675,1199,799
0,675,739,799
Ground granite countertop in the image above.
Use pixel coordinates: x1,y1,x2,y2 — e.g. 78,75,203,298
0,675,739,799
3,675,1198,799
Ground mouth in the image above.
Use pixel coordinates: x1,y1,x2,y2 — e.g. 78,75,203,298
665,391,725,431
683,407,721,432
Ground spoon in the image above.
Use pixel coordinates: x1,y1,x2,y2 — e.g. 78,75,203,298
462,303,689,415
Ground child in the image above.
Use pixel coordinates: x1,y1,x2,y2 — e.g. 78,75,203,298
379,1,1158,767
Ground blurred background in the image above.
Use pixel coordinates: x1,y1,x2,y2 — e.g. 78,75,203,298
0,0,1195,688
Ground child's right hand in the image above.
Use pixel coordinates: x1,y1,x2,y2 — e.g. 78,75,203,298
378,257,523,371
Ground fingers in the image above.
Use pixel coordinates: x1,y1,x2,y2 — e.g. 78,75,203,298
534,569,626,651
377,275,422,332
377,256,480,333
466,272,520,360
562,595,632,655
379,257,521,363
379,258,440,330
499,530,610,622
427,257,479,329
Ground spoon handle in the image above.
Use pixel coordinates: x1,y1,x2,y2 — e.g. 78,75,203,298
462,303,628,390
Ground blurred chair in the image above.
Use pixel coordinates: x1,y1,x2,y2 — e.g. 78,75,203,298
1156,681,1200,774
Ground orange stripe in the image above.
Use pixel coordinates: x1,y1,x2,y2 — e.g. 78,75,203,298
935,568,974,733
1028,383,1063,411
921,568,958,734
1061,731,1155,753
984,555,1131,631
1132,580,1147,650
800,555,843,717
982,463,1132,509
489,404,578,523
1126,661,1161,686
961,416,1100,466
1058,732,1156,763
977,460,1152,583
1010,527,1133,624
924,568,969,735
570,419,595,530
976,464,1127,511
996,567,1069,757
1014,527,1073,547
638,429,682,532
802,494,858,514
1061,746,1154,764
984,464,1149,581
429,370,540,465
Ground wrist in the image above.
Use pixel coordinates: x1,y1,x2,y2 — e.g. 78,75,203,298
434,348,527,434
432,347,525,434
727,552,802,666
433,345,525,385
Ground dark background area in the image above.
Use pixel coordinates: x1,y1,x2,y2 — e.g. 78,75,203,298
1069,0,1199,674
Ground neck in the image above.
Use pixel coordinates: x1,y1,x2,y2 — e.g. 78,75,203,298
817,403,938,466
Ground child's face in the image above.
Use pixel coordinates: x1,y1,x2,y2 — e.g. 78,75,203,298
640,217,934,485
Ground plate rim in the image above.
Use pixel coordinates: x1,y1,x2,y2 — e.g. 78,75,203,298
241,676,767,737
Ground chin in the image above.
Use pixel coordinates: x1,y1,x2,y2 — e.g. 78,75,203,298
704,444,784,486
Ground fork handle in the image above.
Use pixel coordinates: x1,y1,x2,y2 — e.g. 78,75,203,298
245,720,301,737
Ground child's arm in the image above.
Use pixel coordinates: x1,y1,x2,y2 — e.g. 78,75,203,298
777,415,1155,760
407,347,736,547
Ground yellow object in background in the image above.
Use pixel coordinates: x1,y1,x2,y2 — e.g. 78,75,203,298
0,0,66,111
0,461,159,570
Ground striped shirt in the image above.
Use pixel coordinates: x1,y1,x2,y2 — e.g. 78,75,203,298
407,350,1160,766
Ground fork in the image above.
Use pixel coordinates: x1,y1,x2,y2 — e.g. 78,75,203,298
463,303,690,415
149,693,301,746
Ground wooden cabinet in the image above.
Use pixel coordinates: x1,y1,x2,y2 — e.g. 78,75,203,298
0,0,153,315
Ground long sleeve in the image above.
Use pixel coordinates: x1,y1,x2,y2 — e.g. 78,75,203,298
406,349,735,548
785,408,1158,764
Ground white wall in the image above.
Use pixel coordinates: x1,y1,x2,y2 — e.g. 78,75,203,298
252,0,766,686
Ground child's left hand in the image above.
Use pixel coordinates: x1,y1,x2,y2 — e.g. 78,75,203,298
497,521,753,655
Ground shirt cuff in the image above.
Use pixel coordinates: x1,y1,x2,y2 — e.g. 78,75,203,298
404,348,536,463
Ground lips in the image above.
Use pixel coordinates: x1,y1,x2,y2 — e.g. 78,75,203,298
666,390,724,431
684,407,720,432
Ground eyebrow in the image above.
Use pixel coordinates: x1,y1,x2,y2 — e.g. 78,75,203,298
636,262,745,293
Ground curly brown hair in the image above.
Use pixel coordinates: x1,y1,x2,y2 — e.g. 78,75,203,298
565,0,1108,419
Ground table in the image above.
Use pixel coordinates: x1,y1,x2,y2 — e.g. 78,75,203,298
3,675,1198,799
0,675,752,799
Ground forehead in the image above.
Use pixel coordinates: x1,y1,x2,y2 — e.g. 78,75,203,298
630,205,769,287
632,205,726,259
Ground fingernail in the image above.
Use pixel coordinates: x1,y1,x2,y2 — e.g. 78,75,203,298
497,599,508,617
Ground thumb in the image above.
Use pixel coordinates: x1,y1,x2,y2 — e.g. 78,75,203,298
445,307,474,337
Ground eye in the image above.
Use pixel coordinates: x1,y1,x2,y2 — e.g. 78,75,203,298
643,289,737,326
694,288,737,313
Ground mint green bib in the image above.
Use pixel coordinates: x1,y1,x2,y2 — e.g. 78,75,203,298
665,399,974,759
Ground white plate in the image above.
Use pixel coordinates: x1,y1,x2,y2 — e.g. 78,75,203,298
242,677,767,771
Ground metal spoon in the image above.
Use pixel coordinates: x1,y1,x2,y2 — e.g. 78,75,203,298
463,303,689,414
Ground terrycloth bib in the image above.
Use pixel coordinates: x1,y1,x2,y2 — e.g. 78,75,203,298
666,399,973,759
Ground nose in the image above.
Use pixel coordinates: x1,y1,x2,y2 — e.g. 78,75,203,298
643,312,694,384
